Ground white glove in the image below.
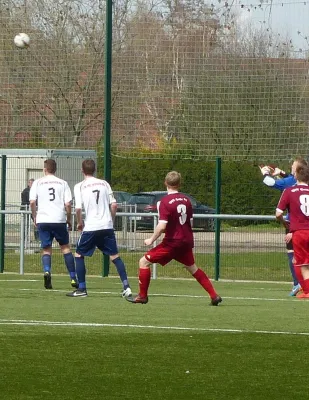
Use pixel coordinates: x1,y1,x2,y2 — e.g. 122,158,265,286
259,165,271,176
271,167,286,177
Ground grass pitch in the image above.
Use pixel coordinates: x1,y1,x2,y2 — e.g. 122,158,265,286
0,275,308,400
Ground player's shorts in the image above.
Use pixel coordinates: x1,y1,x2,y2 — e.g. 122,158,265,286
37,223,69,248
292,230,309,267
285,227,293,251
145,242,195,266
76,229,118,257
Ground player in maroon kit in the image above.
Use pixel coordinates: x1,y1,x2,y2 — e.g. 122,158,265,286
126,171,222,306
276,164,309,299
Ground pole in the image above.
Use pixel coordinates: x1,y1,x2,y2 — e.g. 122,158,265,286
0,155,7,273
103,0,113,277
214,157,222,280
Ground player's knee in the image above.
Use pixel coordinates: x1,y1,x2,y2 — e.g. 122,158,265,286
75,252,83,258
60,244,71,254
139,256,150,269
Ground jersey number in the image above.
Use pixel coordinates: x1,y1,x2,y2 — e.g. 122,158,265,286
92,190,100,204
48,187,55,201
177,204,187,225
300,195,309,216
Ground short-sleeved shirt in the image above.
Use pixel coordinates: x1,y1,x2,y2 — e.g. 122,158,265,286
74,177,116,231
29,175,72,223
158,192,194,248
276,184,309,232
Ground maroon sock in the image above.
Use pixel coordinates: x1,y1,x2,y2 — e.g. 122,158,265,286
193,268,217,299
139,268,151,298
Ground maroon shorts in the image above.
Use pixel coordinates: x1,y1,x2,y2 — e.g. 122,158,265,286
292,230,309,267
145,242,195,266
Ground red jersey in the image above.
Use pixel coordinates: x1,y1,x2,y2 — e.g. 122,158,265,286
158,192,194,248
277,185,309,232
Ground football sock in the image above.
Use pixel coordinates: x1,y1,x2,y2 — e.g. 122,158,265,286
301,278,309,294
112,257,130,290
287,252,298,286
42,254,51,274
193,268,217,299
139,268,151,298
63,252,76,280
75,256,86,290
294,267,304,290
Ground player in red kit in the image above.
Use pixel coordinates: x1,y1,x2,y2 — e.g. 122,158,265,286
276,164,309,299
126,171,222,306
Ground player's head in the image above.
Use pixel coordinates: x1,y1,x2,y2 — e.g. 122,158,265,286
295,164,309,184
82,159,96,176
28,178,34,188
291,157,307,176
44,159,57,175
165,171,181,190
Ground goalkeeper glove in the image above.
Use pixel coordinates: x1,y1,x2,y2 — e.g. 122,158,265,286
259,165,271,176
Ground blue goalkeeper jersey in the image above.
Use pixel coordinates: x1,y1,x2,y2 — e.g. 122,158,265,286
270,174,296,192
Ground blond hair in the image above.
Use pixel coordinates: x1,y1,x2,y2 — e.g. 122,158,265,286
165,171,181,188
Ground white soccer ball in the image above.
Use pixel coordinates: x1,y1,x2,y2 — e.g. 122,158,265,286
14,33,30,48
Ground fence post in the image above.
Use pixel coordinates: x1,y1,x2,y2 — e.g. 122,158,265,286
20,212,25,275
214,157,222,280
0,155,7,273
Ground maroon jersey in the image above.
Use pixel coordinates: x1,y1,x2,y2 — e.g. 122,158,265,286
277,185,309,232
158,192,194,248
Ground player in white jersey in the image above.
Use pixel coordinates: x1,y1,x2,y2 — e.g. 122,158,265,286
29,159,77,290
66,159,132,298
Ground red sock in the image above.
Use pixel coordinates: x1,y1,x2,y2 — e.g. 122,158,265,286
193,268,217,299
294,267,304,289
301,278,309,294
139,268,151,298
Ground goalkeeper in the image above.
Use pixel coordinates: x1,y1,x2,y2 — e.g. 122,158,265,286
260,158,308,296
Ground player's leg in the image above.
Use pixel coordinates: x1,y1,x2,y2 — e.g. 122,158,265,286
37,223,53,289
126,255,151,304
295,266,309,298
66,231,95,297
96,229,132,297
126,243,172,304
54,223,78,288
286,231,301,296
177,249,222,306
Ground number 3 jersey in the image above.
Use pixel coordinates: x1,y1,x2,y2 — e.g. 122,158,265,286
277,184,309,232
74,177,116,231
29,175,72,223
158,192,194,248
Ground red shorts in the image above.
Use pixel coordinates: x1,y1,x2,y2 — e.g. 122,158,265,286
145,242,195,266
292,230,309,267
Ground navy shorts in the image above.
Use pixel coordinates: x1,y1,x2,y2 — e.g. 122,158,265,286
76,229,118,257
37,223,69,249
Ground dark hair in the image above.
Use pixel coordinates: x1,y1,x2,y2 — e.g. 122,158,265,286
296,165,309,184
294,157,308,167
82,159,96,175
44,159,57,174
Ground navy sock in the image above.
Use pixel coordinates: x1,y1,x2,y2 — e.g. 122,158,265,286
287,252,298,286
63,252,76,280
112,257,129,290
42,254,51,274
75,256,86,290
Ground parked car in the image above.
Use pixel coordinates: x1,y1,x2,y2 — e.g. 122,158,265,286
113,191,132,230
127,191,215,231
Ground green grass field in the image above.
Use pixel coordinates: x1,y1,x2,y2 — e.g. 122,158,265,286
0,274,308,400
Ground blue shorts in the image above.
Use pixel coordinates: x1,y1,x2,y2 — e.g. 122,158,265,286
76,229,118,257
37,223,69,249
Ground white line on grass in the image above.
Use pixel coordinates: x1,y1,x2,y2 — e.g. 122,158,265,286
0,280,39,282
18,288,301,302
0,318,308,336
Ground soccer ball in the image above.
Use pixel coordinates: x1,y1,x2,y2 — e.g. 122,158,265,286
13,33,30,48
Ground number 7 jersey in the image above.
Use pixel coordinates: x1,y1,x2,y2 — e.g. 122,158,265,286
29,175,72,223
74,177,116,231
277,184,309,232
